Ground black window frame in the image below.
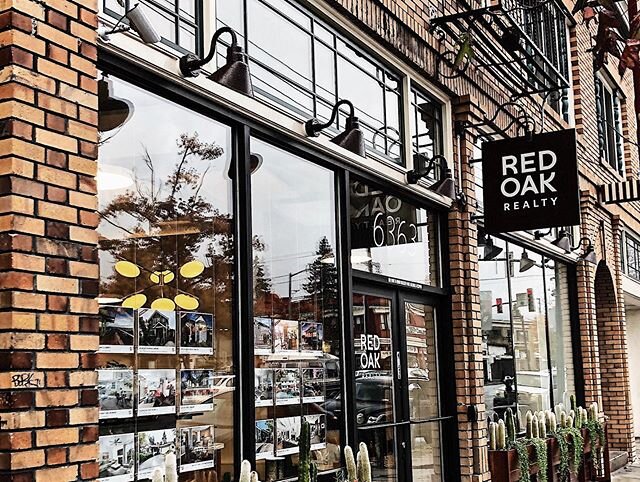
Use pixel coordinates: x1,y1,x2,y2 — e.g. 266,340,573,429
99,49,456,482
216,0,407,165
595,75,625,176
624,231,640,281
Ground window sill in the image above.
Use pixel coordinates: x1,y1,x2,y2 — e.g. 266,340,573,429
599,157,626,181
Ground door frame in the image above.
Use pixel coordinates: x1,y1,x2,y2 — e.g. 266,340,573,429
351,277,459,482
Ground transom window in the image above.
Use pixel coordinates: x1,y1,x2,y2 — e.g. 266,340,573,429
103,0,201,53
216,0,404,163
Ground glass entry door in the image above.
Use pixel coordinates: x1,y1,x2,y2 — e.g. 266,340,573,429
352,287,447,482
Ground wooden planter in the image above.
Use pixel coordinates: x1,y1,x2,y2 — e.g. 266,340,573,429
488,425,612,482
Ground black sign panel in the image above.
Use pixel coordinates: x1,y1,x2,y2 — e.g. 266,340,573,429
481,129,580,234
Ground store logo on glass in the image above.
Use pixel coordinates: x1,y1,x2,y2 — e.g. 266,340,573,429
481,129,580,234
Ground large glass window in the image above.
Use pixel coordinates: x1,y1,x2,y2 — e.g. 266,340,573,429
410,87,444,182
349,180,441,286
217,0,403,163
97,76,235,481
250,139,343,480
103,0,201,53
480,236,574,420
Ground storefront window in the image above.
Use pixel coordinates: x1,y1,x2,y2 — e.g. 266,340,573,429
251,139,343,479
480,236,574,421
97,77,235,480
350,180,441,286
217,0,403,162
410,88,443,182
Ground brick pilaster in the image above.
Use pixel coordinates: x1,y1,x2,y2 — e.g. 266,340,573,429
0,1,100,481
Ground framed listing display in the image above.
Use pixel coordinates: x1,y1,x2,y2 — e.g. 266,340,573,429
273,319,299,352
179,425,215,473
276,416,301,456
137,369,176,416
303,414,327,450
255,419,275,460
275,368,301,406
98,433,135,482
99,306,134,353
180,312,214,354
300,322,323,354
98,369,133,419
255,368,274,407
302,367,325,403
254,317,273,355
137,428,176,480
138,309,177,354
180,369,214,414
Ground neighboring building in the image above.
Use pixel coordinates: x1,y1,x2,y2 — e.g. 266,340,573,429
0,0,638,481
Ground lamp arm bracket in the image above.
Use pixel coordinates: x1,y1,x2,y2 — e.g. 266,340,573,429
456,101,537,138
179,26,239,78
305,99,355,137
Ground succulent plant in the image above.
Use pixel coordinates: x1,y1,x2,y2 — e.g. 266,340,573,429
489,421,497,450
505,407,516,444
525,411,533,438
538,416,547,438
345,446,357,482
240,460,252,482
357,442,372,482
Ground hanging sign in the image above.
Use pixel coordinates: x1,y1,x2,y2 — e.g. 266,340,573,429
481,129,580,234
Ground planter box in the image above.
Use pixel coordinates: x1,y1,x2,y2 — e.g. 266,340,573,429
488,426,611,482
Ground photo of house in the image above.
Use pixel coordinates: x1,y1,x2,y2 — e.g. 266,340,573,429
275,368,301,406
180,370,214,413
302,368,325,403
137,429,176,479
180,312,214,354
137,369,176,416
138,309,177,354
254,318,273,355
98,433,135,482
98,369,133,419
276,417,301,456
273,319,299,352
255,368,274,407
300,322,323,353
303,414,327,450
179,425,215,473
99,306,134,353
255,419,274,459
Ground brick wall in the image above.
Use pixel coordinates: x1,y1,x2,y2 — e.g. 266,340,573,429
0,1,100,481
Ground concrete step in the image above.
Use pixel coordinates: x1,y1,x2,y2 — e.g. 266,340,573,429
611,450,632,480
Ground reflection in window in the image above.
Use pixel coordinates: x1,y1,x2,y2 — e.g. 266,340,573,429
410,88,443,182
217,0,404,163
480,237,574,420
103,0,200,53
349,180,440,286
97,76,235,479
625,232,640,281
250,140,342,479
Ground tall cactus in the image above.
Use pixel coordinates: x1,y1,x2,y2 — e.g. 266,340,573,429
299,421,311,482
570,394,577,413
497,420,506,449
357,442,372,482
525,411,534,438
250,472,260,482
240,460,252,482
310,463,318,482
531,414,539,439
538,416,547,438
489,421,497,450
505,408,516,444
344,446,357,482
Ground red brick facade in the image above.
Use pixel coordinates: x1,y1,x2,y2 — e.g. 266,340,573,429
0,1,100,481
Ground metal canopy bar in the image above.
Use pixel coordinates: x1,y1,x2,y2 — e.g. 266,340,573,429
431,0,570,98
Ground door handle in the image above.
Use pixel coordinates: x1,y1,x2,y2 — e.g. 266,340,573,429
396,352,401,380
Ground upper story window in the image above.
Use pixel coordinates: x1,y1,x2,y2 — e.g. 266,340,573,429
595,75,624,176
103,0,202,53
624,232,640,281
410,87,444,180
216,0,404,163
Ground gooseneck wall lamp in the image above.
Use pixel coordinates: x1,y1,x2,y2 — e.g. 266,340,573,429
304,99,366,157
406,154,456,199
179,27,254,97
97,4,161,44
572,237,597,264
534,228,572,252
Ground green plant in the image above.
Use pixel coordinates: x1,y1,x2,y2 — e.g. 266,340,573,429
506,408,517,445
356,442,371,482
513,438,531,482
489,421,497,450
299,421,311,482
531,437,548,482
584,418,606,473
555,426,584,481
497,419,506,450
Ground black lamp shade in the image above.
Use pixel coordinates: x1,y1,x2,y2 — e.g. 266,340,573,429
582,247,597,265
209,46,254,97
552,231,571,252
330,117,365,157
519,250,536,272
483,238,503,261
98,78,133,133
430,168,456,199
